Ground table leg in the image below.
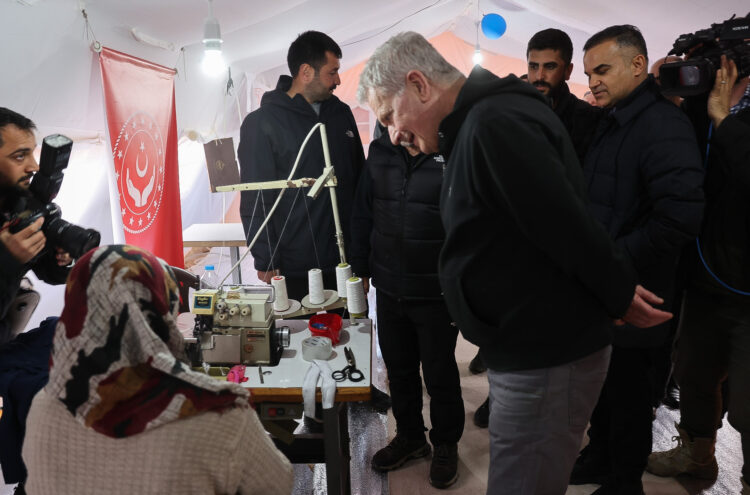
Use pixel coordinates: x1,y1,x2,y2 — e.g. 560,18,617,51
230,246,242,284
323,403,351,495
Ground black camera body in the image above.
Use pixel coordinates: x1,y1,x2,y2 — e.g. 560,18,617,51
660,14,750,96
7,134,100,259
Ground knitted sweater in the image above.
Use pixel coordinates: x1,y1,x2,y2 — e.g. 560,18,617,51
22,390,293,495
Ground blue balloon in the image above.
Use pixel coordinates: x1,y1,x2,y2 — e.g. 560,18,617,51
481,13,507,39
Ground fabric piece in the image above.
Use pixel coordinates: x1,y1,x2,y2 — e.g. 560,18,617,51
45,244,248,438
302,359,336,418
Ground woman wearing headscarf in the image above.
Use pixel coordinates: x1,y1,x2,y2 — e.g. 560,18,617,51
22,244,292,495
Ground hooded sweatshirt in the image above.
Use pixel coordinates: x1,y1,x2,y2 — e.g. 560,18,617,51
238,76,364,277
438,67,637,372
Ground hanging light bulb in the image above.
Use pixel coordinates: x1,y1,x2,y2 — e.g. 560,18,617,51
202,0,226,76
473,44,484,65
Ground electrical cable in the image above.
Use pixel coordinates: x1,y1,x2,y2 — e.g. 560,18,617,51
341,0,444,46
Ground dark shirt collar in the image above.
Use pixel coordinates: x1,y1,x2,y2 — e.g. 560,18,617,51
609,75,659,125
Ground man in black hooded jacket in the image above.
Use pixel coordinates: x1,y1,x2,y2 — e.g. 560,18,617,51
358,31,672,495
238,31,364,299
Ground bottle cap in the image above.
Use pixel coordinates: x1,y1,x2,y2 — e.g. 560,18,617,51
205,265,215,270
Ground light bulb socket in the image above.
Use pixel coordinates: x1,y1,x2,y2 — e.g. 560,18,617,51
203,16,222,45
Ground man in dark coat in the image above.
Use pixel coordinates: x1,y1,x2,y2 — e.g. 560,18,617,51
350,124,463,488
571,25,705,494
0,107,72,493
238,31,364,299
527,28,603,165
647,56,750,493
358,31,672,495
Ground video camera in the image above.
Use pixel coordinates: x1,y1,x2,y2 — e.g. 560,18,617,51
7,134,101,259
660,13,750,96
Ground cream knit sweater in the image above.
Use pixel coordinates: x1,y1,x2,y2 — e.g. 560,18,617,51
22,390,293,495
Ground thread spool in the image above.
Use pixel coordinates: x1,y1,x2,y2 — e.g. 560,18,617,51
301,336,333,361
271,276,290,312
335,263,352,298
346,277,367,316
308,268,325,305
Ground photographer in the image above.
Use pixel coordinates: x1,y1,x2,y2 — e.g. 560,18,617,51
647,54,750,492
0,107,73,493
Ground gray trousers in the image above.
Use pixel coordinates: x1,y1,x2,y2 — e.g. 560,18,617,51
487,346,611,495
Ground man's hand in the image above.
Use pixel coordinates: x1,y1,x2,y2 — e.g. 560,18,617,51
257,270,278,283
55,247,73,266
615,284,673,328
708,55,738,128
362,276,370,294
0,217,46,264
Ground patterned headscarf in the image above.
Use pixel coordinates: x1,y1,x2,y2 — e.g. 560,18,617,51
46,245,249,438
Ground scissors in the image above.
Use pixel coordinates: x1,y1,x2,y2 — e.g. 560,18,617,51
332,347,365,382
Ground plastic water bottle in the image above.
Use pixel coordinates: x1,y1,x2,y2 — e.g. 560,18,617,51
200,265,219,289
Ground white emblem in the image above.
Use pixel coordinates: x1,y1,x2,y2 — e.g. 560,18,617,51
112,111,166,234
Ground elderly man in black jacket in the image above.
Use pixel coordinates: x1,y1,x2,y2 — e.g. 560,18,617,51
350,125,463,489
358,31,673,495
238,31,364,299
570,25,705,494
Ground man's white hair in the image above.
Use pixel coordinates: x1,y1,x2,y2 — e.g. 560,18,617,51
357,31,463,104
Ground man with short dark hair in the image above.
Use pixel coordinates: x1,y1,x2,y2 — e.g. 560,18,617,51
238,31,364,299
570,25,705,494
358,31,673,495
527,28,602,164
0,107,73,494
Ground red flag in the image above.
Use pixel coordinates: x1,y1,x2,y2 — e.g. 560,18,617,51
99,47,184,267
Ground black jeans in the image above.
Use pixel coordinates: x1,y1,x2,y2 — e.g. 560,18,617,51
376,290,464,445
586,345,656,484
674,288,750,479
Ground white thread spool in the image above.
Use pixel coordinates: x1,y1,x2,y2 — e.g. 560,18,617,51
308,268,325,305
346,277,367,316
271,276,290,312
335,263,352,298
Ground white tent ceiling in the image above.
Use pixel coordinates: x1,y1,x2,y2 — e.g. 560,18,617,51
2,0,748,137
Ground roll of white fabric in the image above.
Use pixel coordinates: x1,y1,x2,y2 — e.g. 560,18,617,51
346,277,367,316
301,336,333,362
308,268,325,305
335,263,352,297
271,276,290,312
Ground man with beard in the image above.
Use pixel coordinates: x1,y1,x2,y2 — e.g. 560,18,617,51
0,107,73,494
527,28,603,164
238,31,365,301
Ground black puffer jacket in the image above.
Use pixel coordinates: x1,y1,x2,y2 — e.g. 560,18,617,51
237,76,365,277
584,76,705,347
350,132,445,300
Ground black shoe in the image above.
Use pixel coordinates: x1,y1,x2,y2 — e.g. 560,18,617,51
14,482,26,495
662,383,680,410
370,386,392,414
430,443,459,489
468,351,487,374
372,434,431,471
473,398,489,428
569,445,610,485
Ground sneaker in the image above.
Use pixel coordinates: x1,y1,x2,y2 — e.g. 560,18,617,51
14,483,26,495
570,445,610,485
372,434,431,471
468,351,487,374
430,443,459,489
661,382,680,410
473,397,489,428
